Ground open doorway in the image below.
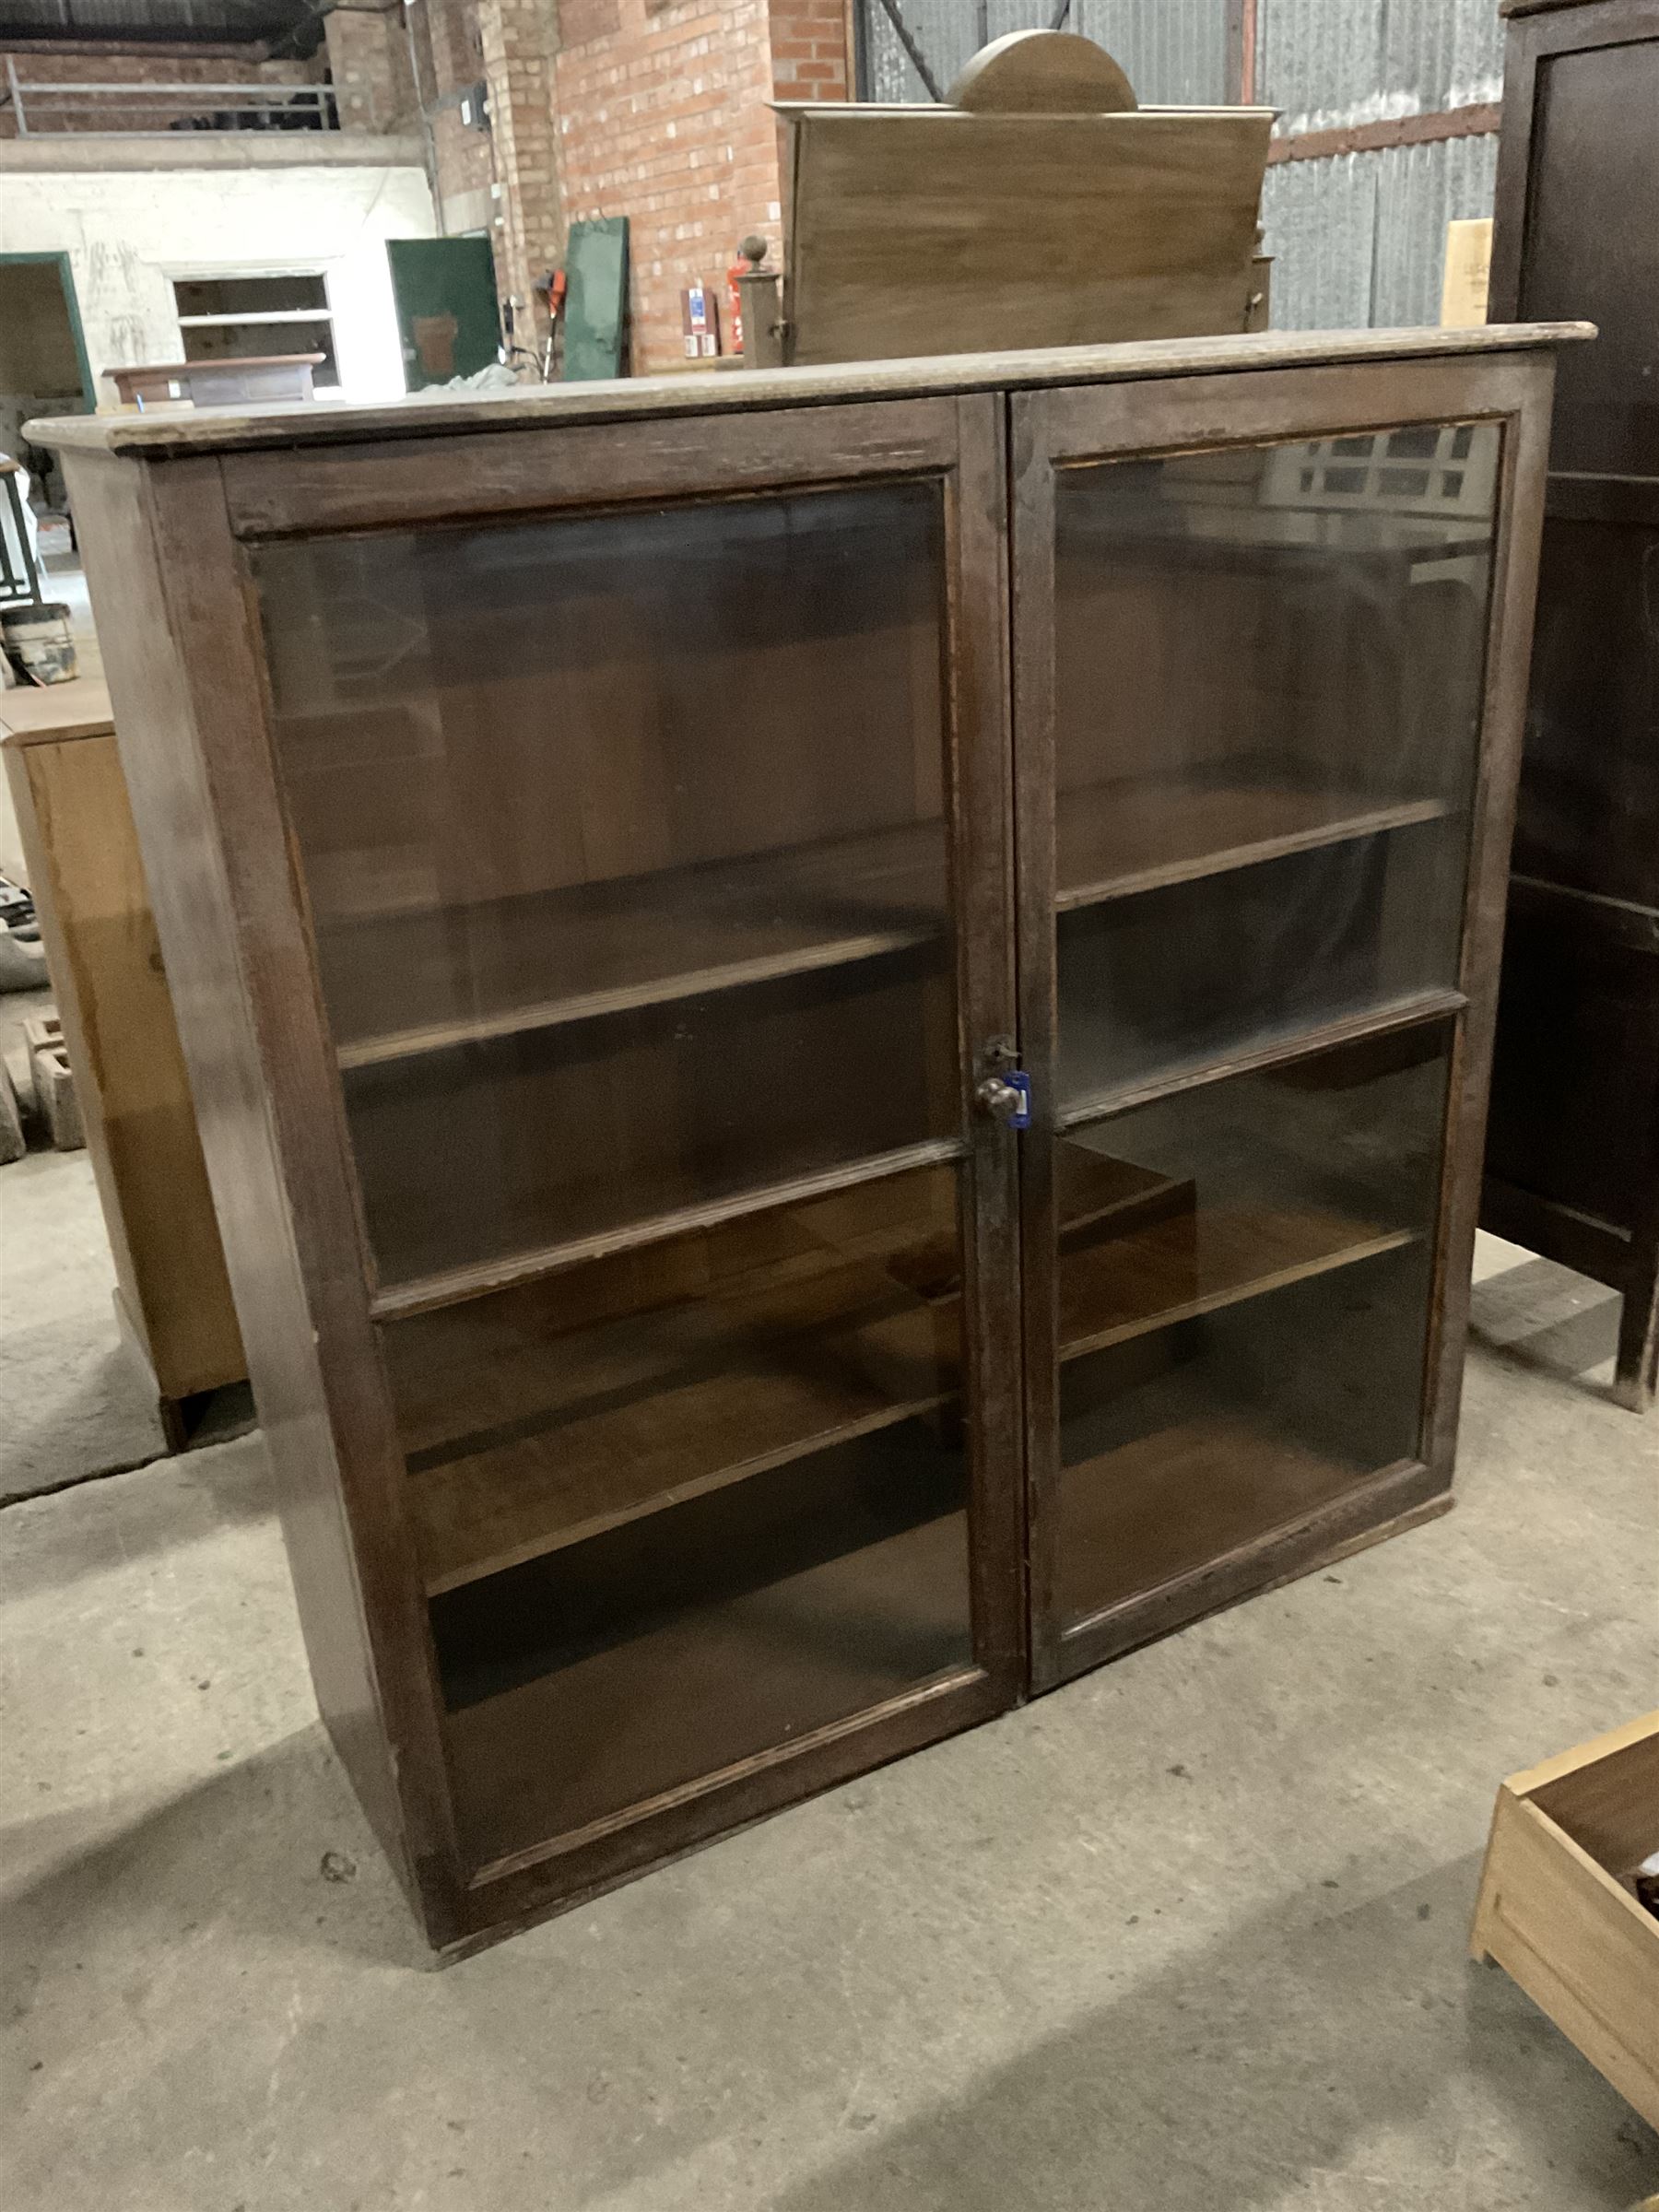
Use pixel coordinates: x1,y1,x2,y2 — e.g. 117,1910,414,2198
0,253,95,536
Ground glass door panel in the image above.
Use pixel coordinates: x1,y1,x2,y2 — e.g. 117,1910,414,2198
252,417,1017,1868
1020,395,1501,1679
1053,1022,1451,1631
1053,426,1498,1107
251,482,955,1292
382,1160,976,1867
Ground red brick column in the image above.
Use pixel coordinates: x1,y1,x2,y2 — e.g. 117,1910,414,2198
769,0,851,102
477,0,562,346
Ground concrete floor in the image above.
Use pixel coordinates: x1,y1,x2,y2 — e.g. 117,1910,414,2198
1,1188,1655,2211
0,986,250,1506
0,1129,171,1498
1,569,181,1500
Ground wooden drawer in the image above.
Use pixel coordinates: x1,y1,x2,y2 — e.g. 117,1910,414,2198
1471,1712,1659,2130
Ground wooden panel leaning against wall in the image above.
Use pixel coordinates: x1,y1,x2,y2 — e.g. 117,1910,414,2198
767,29,1275,370
29,320,1580,1953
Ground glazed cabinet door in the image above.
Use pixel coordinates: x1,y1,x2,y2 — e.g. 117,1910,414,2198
229,398,1022,1911
1010,360,1538,1689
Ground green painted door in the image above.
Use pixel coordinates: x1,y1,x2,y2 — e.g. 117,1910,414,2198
387,238,500,392
561,218,629,382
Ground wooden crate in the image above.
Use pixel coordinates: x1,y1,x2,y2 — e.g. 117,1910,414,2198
1471,1712,1659,2129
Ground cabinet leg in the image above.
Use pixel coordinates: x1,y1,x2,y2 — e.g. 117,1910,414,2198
1611,1258,1659,1414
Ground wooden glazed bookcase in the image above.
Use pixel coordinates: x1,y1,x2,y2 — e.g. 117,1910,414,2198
35,324,1571,1952
1482,0,1659,1410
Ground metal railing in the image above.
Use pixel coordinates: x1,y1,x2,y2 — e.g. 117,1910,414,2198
3,61,338,136
0,464,43,612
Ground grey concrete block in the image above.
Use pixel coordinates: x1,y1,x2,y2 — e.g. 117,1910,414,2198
24,1012,83,1152
0,1054,23,1164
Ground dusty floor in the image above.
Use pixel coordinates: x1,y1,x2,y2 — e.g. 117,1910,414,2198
1,1159,1655,2211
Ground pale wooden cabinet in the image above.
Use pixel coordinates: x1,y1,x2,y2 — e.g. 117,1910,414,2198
1,679,244,1442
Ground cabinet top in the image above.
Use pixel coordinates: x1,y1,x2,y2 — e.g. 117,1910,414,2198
30,323,1592,462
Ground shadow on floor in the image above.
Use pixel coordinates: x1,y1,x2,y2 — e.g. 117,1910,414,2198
1469,1257,1623,1401
760,1854,1658,2212
2,1724,424,1983
0,1329,166,1503
1,1428,275,1598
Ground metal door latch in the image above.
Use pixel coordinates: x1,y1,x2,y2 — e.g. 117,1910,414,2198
976,1069,1031,1129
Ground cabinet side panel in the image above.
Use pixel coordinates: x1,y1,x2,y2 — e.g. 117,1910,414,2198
1422,355,1556,1478
60,451,453,1934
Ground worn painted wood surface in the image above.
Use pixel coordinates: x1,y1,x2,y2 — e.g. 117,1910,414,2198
29,323,1592,459
780,106,1272,366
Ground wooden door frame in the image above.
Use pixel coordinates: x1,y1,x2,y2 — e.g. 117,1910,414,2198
1007,350,1555,1692
0,250,96,414
90,393,1023,1949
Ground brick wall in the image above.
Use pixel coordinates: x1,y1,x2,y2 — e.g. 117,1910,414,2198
394,0,852,371
552,0,774,371
419,0,495,225
552,0,849,372
768,0,850,104
0,47,324,138
477,0,562,346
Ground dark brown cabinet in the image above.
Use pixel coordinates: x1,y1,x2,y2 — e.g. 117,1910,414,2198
37,324,1568,1951
1484,0,1659,1409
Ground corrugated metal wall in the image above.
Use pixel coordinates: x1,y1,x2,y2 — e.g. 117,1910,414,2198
853,0,1502,332
1263,134,1500,330
1254,0,1502,329
862,0,1228,107
1255,0,1502,132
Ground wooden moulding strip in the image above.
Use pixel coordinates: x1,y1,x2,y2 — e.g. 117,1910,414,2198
1055,791,1450,913
1266,103,1503,167
464,1665,990,1889
416,1380,953,1597
33,326,1594,464
1056,1218,1420,1368
334,922,941,1071
1055,987,1468,1132
368,1135,967,1323
1061,1452,1433,1655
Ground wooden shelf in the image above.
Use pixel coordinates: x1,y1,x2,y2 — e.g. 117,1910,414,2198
442,1504,973,1869
324,770,1444,1071
370,1135,966,1323
1056,1404,1386,1623
399,1134,1415,1599
406,1247,959,1595
1058,1205,1417,1365
1056,766,1448,912
1056,988,1467,1131
401,1147,1141,1592
327,816,946,1072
